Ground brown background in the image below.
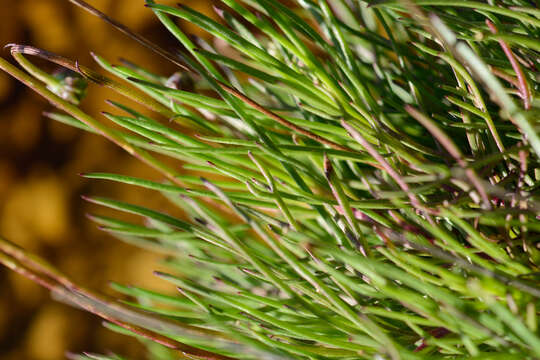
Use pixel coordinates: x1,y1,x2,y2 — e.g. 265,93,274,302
0,0,216,358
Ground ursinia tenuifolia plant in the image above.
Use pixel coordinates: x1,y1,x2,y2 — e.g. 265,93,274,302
1,0,540,359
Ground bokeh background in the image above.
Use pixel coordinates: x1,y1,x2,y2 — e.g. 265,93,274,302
0,1,216,358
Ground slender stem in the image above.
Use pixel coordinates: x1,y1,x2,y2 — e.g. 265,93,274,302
341,119,435,219
405,106,491,209
0,236,237,360
0,57,186,188
485,20,531,110
6,44,174,117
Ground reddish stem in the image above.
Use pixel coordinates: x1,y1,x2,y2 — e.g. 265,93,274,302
486,19,531,110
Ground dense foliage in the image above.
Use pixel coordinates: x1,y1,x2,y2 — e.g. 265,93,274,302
1,0,540,359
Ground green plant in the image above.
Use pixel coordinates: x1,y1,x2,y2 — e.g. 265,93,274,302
2,0,540,358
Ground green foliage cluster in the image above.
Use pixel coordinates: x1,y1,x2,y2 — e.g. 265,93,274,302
1,0,540,359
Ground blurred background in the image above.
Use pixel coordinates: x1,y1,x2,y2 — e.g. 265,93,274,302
0,0,216,358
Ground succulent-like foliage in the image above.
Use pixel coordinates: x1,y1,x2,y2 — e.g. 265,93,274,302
1,0,540,359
